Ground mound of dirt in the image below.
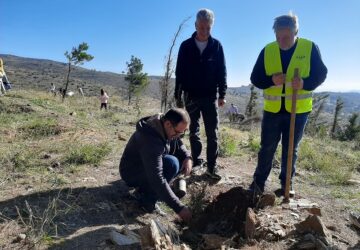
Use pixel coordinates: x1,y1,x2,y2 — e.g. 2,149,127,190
190,187,257,236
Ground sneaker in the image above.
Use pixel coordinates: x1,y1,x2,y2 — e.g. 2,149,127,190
277,184,295,197
205,168,222,181
192,158,205,169
141,202,166,216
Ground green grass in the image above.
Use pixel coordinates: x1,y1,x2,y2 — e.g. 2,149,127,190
18,118,63,139
64,143,112,165
298,138,358,185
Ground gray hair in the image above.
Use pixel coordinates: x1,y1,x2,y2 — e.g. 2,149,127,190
196,8,215,25
273,12,299,34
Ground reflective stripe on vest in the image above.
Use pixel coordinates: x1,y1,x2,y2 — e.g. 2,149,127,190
263,93,312,101
263,38,313,113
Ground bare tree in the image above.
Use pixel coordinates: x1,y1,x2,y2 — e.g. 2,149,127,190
159,17,190,112
306,93,329,135
331,97,344,137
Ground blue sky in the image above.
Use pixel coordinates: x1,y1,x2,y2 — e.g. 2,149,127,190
1,0,359,92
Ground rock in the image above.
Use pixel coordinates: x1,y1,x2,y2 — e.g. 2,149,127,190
257,192,276,208
349,211,360,229
347,179,360,185
12,234,26,243
201,234,229,250
274,229,286,238
245,207,259,239
51,161,61,168
297,241,316,249
305,207,322,216
109,229,141,249
315,238,328,250
118,134,127,141
43,153,51,159
295,215,331,240
291,212,300,220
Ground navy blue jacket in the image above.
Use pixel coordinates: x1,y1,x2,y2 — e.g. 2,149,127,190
175,32,227,99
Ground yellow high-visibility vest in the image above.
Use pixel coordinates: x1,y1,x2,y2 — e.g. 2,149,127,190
263,38,313,113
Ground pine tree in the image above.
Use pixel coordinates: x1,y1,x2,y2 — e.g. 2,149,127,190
63,43,93,101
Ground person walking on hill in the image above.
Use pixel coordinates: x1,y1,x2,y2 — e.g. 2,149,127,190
99,88,109,110
249,13,327,195
119,108,193,222
175,8,227,181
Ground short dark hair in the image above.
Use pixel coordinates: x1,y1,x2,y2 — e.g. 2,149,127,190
163,108,190,126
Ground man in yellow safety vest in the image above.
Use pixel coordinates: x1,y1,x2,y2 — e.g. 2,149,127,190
249,13,327,195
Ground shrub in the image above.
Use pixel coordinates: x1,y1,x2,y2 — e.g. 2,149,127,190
218,128,238,157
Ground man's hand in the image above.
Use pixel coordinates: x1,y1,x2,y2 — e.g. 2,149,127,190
178,207,192,223
272,73,286,86
218,98,226,107
181,157,192,176
292,76,304,90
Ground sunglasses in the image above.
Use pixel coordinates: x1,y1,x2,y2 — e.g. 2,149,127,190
172,125,187,138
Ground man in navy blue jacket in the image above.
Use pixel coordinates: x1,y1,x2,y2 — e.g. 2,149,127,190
175,9,227,180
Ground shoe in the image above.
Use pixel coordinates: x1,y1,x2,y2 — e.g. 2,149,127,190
205,168,222,181
192,158,205,169
248,181,264,195
141,202,166,216
128,188,142,200
277,184,295,197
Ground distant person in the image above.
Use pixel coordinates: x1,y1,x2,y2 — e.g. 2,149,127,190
227,103,239,122
49,83,56,96
119,108,193,222
249,13,327,195
0,58,11,95
78,86,84,97
99,88,109,110
175,9,227,180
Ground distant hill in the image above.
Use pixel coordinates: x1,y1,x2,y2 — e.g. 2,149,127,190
0,54,166,98
1,54,359,116
228,85,360,117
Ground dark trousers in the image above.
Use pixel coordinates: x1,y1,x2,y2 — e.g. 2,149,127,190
125,155,180,205
100,103,107,110
184,96,219,171
253,111,309,188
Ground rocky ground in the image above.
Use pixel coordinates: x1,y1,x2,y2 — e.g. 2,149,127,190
1,154,359,249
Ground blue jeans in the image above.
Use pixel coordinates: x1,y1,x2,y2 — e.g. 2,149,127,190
185,96,219,171
128,155,180,206
253,111,309,189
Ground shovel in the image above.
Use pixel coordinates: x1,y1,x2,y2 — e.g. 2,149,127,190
284,68,299,202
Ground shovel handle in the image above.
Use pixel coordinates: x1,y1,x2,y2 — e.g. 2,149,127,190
284,68,299,202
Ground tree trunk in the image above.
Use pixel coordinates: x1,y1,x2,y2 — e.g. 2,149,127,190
62,62,71,102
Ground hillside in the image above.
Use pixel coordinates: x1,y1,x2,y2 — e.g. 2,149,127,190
0,54,166,99
0,90,359,249
1,54,359,117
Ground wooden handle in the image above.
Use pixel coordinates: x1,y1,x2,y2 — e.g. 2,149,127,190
283,68,299,202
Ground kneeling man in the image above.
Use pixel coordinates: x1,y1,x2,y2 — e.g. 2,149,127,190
119,108,192,222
